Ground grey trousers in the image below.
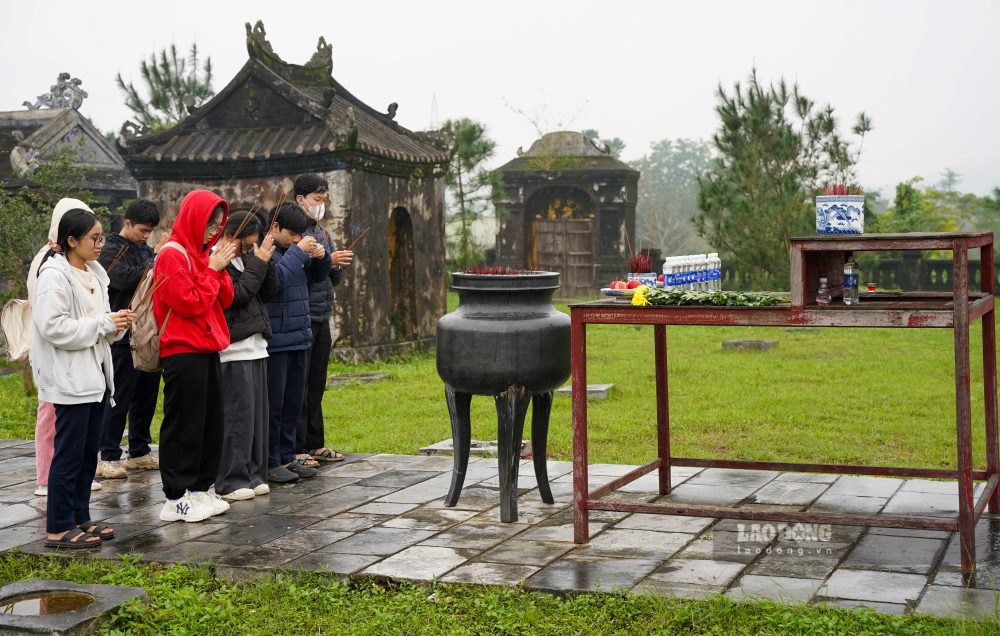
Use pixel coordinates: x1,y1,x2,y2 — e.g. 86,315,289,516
216,358,269,495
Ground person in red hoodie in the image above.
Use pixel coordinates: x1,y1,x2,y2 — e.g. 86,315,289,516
152,190,237,523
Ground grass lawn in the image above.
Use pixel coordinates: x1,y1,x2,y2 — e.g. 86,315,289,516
1,554,993,635
3,293,991,471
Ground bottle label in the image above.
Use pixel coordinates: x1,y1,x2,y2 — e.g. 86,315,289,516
844,274,858,289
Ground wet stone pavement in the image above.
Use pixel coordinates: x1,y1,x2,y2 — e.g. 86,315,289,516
1,439,999,620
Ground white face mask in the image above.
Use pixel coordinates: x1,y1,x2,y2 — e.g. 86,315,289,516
306,203,325,221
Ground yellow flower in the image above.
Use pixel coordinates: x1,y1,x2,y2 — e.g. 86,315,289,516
631,285,650,306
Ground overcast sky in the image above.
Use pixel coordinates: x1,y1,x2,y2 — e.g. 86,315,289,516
3,0,998,197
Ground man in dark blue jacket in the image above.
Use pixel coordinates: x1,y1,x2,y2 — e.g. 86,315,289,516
293,174,353,463
96,200,165,479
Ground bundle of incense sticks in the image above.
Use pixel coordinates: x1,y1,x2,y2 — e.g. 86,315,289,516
105,244,129,273
127,265,152,310
269,193,288,231
346,225,370,251
230,203,259,240
133,274,170,315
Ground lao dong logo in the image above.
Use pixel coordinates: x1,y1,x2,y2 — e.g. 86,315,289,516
736,522,833,543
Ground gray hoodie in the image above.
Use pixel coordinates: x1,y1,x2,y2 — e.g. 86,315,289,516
31,253,122,404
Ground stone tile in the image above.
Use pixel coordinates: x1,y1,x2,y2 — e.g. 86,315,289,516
527,556,661,593
932,570,1000,590
94,522,227,555
364,546,475,580
726,575,822,603
0,525,44,551
868,527,951,540
824,476,903,499
284,551,383,575
420,520,525,550
567,529,691,559
825,599,908,615
820,569,927,604
648,558,744,587
324,527,436,556
675,532,758,564
684,468,778,488
309,513,391,533
367,454,422,464
633,579,725,599
587,464,641,477
654,484,759,506
478,540,574,566
273,485,396,516
773,472,839,484
141,540,234,564
518,521,608,543
350,501,419,516
277,476,358,497
810,493,887,514
937,518,1000,576
613,514,714,534
0,503,43,529
99,503,167,525
747,481,829,506
916,585,1000,618
404,455,461,472
842,534,946,574
476,498,567,525
441,561,539,585
199,515,321,546
882,491,961,516
215,545,304,568
377,476,456,505
356,469,439,489
0,483,42,504
323,460,398,479
379,508,478,531
261,529,353,552
899,479,964,495
749,550,843,579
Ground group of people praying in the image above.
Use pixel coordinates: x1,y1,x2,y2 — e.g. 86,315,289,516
27,173,353,548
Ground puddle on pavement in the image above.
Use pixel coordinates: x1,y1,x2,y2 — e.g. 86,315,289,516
1,591,95,615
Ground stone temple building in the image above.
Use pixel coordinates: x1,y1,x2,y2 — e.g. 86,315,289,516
495,131,639,298
1,74,136,209
119,21,453,360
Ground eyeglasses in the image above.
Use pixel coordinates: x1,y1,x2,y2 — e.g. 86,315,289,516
206,222,221,233
90,235,106,248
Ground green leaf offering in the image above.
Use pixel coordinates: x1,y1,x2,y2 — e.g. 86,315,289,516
642,289,788,307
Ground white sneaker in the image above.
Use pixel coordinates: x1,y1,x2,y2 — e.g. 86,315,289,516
96,460,127,479
191,491,230,516
123,453,159,471
159,494,212,522
91,481,102,491
34,486,47,497
252,483,270,496
220,488,255,501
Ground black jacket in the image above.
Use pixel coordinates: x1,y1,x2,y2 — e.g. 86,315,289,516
224,252,279,343
97,232,155,346
304,220,344,323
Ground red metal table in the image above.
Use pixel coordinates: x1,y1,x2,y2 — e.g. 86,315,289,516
570,232,998,576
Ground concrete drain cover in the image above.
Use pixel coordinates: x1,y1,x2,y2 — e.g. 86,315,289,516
0,579,146,634
326,372,392,388
419,438,530,458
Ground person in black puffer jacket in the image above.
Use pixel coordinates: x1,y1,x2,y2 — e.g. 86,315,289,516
293,173,354,464
264,203,331,483
216,211,279,500
96,200,166,479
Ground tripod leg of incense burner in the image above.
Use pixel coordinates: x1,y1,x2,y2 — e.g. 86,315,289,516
531,391,555,504
495,385,530,522
444,386,472,507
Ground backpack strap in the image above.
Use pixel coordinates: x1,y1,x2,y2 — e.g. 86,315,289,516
157,241,193,336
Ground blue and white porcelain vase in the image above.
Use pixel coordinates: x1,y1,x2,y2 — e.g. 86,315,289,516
816,195,865,235
627,272,657,287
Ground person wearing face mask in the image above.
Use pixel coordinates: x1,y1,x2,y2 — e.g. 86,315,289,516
292,174,353,465
215,211,278,500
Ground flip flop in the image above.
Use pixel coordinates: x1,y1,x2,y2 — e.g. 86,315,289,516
294,454,320,468
44,527,102,550
309,448,345,462
79,521,115,540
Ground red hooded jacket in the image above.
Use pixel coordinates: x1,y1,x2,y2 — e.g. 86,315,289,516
153,190,235,357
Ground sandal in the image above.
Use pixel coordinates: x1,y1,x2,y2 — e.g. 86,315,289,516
294,453,320,468
44,527,102,550
309,448,345,462
79,521,115,540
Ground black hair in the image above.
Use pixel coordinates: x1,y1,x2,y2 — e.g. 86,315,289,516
293,173,329,198
110,214,124,234
273,202,308,234
210,204,225,223
57,209,99,255
224,210,261,239
124,199,160,226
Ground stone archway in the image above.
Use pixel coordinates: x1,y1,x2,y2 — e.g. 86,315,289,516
388,207,416,341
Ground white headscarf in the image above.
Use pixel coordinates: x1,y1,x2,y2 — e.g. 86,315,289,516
26,198,95,303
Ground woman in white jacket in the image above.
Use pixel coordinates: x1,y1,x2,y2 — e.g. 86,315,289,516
33,209,133,549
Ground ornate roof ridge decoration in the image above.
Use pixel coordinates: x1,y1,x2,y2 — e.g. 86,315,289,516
498,131,638,174
23,73,89,111
246,20,332,86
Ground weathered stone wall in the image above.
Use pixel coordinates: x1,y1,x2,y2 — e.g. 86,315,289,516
136,168,446,359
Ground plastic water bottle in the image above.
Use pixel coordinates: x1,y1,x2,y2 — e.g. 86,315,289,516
843,254,859,306
816,277,831,305
697,254,708,290
662,257,674,288
708,253,722,291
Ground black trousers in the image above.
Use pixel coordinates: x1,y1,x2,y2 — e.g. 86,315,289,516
100,344,160,461
297,320,331,453
267,349,307,468
48,401,103,533
160,353,223,501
